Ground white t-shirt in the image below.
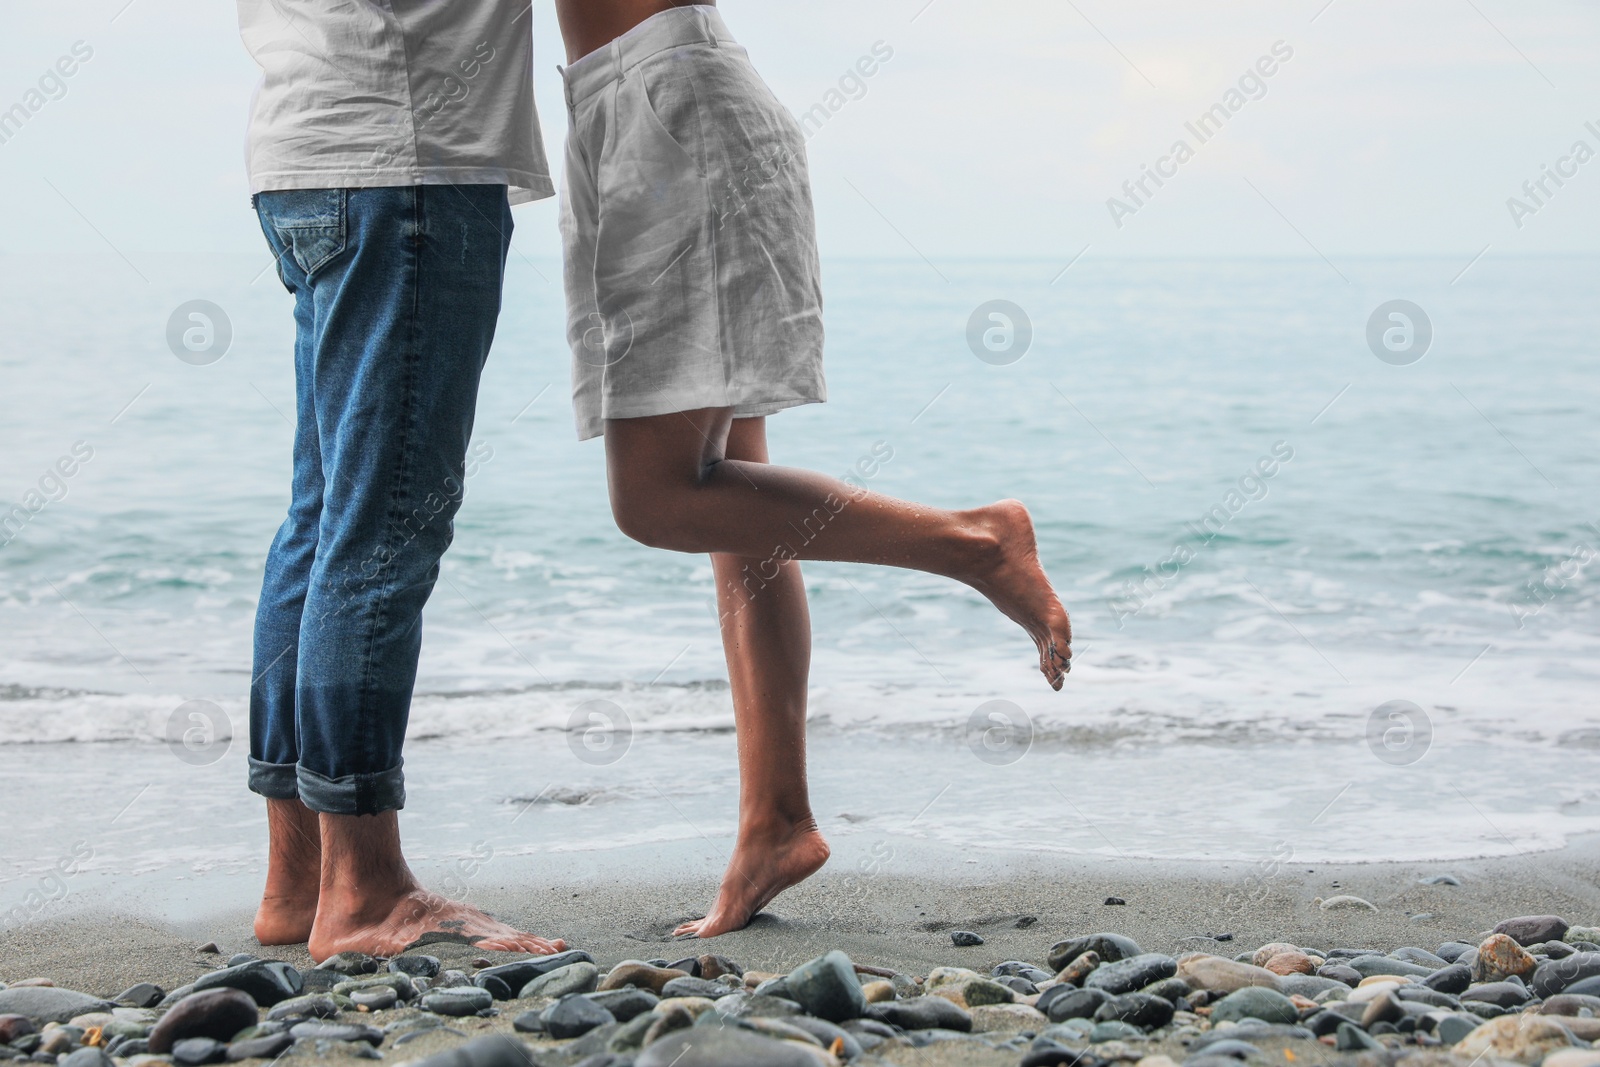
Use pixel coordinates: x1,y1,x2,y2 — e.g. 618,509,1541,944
236,0,553,204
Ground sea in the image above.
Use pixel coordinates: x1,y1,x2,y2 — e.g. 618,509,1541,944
2,251,1598,923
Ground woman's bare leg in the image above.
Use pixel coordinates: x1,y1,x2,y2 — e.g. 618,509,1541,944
605,407,1072,688
672,418,829,938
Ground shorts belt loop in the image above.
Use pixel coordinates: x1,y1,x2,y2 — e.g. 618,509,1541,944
557,64,572,109
610,37,624,84
700,7,719,47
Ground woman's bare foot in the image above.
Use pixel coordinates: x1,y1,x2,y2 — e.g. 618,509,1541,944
673,818,830,939
306,810,566,962
255,798,321,946
307,885,566,961
964,499,1073,689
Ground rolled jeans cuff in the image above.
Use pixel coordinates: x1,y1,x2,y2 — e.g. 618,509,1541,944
296,760,406,815
247,757,301,800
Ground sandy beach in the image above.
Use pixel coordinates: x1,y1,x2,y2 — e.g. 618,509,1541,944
4,837,1599,1065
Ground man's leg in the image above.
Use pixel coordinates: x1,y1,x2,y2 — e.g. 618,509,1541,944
249,206,327,945
673,418,829,938
604,408,1073,691
258,184,561,960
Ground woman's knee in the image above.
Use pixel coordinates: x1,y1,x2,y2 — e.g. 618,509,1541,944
610,485,698,551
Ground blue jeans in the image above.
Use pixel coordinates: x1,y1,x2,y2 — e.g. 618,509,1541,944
247,185,513,815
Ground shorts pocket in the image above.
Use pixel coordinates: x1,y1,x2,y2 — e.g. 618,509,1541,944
631,56,708,179
256,189,347,283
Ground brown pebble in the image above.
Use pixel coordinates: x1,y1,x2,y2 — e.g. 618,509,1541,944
1252,942,1299,968
697,954,743,981
1054,950,1101,986
861,981,895,1004
0,1016,37,1044
147,989,259,1054
1474,933,1537,983
642,1003,694,1045
9,978,55,988
1265,952,1318,976
197,942,220,954
597,961,689,994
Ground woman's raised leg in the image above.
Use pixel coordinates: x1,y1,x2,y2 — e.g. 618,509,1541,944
605,408,1073,689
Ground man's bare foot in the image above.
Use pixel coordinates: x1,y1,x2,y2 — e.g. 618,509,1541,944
965,499,1074,689
673,817,830,938
307,810,566,962
307,885,567,961
255,797,321,945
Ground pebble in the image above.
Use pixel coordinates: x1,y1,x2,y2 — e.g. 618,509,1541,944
1176,955,1282,994
287,1021,383,1045
146,990,259,1055
1473,933,1538,982
1317,895,1378,912
950,930,984,947
1435,1013,1479,1045
1090,1019,1146,1043
349,987,398,1011
860,980,895,1004
596,961,687,995
1084,954,1178,995
421,987,494,1017
0,1016,36,1043
480,949,597,991
1493,914,1570,946
785,951,865,1022
1545,1053,1600,1067
1043,987,1110,1022
1533,952,1600,997
388,955,441,979
1460,981,1531,1008
715,993,804,1019
777,1016,861,1058
518,962,600,1000
1209,988,1300,1025
1421,963,1473,994
1048,933,1143,972
540,995,615,1040
636,1027,822,1067
1095,992,1174,1030
1054,950,1102,987
222,1032,293,1061
865,996,972,1032
398,1034,539,1067
659,976,734,1000
1347,955,1434,979
113,985,164,1010
56,1050,113,1067
312,952,378,976
1420,874,1462,885
333,974,415,1001
1275,974,1345,999
994,961,1053,982
584,988,658,1022
169,1037,226,1066
1455,1013,1575,1061
0,989,115,1025
1262,952,1317,977
925,969,1014,1009
191,961,303,1008
1541,993,1600,1016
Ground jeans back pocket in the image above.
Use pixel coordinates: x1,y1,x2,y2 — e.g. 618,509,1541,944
256,189,348,286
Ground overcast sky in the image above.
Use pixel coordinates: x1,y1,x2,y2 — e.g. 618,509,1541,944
2,0,1597,265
